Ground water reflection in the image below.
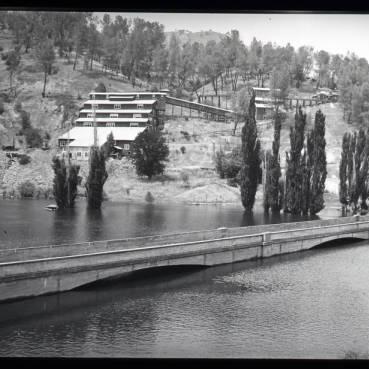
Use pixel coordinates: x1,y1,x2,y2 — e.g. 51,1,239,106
0,199,321,250
1,240,369,357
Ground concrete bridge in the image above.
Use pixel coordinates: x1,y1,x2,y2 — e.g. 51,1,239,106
1,216,369,303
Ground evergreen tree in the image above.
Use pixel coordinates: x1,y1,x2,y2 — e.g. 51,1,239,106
339,129,369,214
67,162,80,208
102,132,115,159
52,157,67,208
285,107,307,214
85,147,108,209
264,111,283,213
131,127,169,179
263,150,272,212
353,128,369,212
240,93,261,212
52,157,80,208
339,132,351,212
308,110,327,215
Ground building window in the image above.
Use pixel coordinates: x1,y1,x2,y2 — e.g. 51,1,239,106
114,104,121,109
130,122,139,127
91,104,98,109
106,122,115,127
91,94,95,99
124,144,130,150
133,113,142,118
83,122,93,126
87,113,95,118
84,152,89,158
77,152,82,158
59,140,67,147
137,104,144,109
110,113,118,118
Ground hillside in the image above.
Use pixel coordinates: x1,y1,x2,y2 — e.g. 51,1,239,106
164,29,224,46
0,29,353,214
0,30,146,149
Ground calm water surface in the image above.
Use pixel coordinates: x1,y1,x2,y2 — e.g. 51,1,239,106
0,199,317,249
1,199,366,359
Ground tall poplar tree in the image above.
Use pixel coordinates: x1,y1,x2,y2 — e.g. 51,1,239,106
240,93,261,212
52,157,80,208
339,132,350,212
264,110,283,213
85,147,108,209
285,107,307,214
308,110,327,215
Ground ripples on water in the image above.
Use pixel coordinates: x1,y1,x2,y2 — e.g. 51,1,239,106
1,239,369,358
1,199,366,358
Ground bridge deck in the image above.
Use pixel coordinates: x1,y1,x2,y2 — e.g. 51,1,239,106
1,215,368,302
0,215,366,264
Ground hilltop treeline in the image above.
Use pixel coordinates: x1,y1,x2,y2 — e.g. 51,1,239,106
1,11,369,124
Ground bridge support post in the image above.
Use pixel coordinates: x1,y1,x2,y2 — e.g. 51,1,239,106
262,232,271,244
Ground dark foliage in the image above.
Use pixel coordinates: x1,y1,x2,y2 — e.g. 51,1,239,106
240,93,261,212
85,146,108,209
131,128,169,179
52,156,80,208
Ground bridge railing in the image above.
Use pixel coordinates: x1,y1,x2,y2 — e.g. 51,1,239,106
1,216,368,264
2,217,369,280
0,232,265,279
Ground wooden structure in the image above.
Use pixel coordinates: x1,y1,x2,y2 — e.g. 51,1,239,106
58,92,167,160
165,96,235,122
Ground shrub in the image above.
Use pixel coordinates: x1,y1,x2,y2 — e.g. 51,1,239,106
23,127,43,148
18,180,35,198
215,147,242,179
227,176,239,187
19,110,31,130
0,99,4,115
94,82,107,92
180,131,191,141
14,101,22,112
0,93,10,103
18,154,31,165
180,171,190,187
0,45,3,52
180,146,186,154
1,52,8,61
145,191,155,203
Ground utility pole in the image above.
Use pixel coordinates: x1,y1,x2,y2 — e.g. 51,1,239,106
93,103,98,147
67,117,72,207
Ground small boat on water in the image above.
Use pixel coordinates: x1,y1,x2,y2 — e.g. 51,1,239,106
45,204,58,211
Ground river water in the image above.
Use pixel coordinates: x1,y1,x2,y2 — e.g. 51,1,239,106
0,199,367,358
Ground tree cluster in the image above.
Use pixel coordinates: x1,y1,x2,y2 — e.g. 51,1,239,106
0,11,317,98
52,157,80,208
339,128,369,214
284,108,327,215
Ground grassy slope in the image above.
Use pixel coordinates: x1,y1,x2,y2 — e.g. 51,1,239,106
0,31,353,211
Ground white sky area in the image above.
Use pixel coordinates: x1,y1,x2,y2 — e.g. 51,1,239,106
95,12,369,61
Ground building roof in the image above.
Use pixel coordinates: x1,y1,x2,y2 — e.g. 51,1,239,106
89,91,167,96
59,126,146,148
80,109,152,114
83,99,157,105
255,103,275,109
253,87,271,91
75,117,149,123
